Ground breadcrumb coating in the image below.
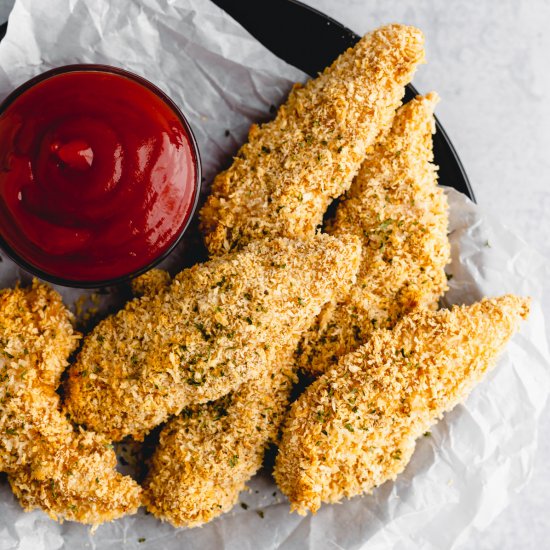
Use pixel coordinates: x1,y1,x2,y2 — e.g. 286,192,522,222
143,349,296,527
131,268,171,297
0,282,141,525
274,296,530,514
297,93,450,375
65,235,361,441
200,24,425,255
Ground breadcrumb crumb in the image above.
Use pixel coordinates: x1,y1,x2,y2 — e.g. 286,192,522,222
131,269,171,297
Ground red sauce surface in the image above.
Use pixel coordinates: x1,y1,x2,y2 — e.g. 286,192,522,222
0,69,198,282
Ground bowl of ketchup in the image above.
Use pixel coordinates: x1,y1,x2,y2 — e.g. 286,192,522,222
0,64,201,288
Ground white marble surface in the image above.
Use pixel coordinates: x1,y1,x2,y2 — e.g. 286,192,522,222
0,0,548,548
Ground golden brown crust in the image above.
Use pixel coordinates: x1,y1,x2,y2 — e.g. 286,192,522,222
143,348,296,527
200,24,425,255
131,268,172,297
297,93,450,375
274,296,530,514
151,26,427,526
0,282,141,525
65,235,361,441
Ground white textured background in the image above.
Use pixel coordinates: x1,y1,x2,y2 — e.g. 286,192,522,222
0,0,548,548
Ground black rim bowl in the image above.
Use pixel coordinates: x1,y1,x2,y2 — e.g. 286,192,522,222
0,64,202,289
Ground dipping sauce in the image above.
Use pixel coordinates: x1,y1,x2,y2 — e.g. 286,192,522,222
0,65,200,285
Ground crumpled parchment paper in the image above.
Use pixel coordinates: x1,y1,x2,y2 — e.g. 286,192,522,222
0,1,548,549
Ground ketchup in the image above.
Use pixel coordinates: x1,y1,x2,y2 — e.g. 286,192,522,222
0,66,199,284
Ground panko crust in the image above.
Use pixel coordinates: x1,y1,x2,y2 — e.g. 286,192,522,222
143,348,296,527
65,235,361,441
200,24,425,255
297,93,450,375
131,268,172,297
133,271,298,527
0,282,141,525
275,296,530,514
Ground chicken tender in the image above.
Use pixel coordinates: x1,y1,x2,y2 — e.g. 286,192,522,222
0,282,141,525
65,235,361,441
143,350,296,527
297,93,449,375
200,24,425,255
274,295,530,514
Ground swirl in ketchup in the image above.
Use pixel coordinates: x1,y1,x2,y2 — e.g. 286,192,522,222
0,65,200,285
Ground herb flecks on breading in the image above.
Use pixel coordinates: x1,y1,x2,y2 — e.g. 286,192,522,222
297,93,450,375
275,296,530,514
200,24,425,255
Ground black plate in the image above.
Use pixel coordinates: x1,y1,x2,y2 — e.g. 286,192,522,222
212,0,474,201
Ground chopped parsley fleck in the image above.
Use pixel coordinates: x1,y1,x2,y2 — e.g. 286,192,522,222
229,454,239,468
194,322,211,341
344,423,354,432
391,450,402,460
256,510,265,519
240,502,249,510
378,219,393,231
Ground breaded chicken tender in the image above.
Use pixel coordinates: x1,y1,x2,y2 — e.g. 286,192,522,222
200,24,425,255
297,93,449,375
65,235,361,441
274,296,530,514
0,282,141,525
143,351,296,527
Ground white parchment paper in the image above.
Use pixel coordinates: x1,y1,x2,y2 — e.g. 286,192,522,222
0,1,548,549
